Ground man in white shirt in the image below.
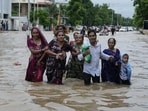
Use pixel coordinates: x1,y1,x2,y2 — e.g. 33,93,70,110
78,29,113,85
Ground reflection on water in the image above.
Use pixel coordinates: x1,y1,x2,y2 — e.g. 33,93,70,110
27,81,131,111
0,31,148,111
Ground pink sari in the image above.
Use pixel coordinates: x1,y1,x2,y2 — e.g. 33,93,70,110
25,27,48,82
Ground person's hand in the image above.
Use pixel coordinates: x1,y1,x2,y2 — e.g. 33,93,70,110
121,63,125,67
72,49,80,56
61,51,66,57
56,53,63,59
44,46,48,50
109,56,114,61
37,60,41,66
83,49,90,57
42,46,48,51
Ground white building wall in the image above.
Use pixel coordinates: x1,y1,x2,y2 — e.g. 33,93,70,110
0,0,11,19
55,0,69,4
12,0,51,3
1,0,61,30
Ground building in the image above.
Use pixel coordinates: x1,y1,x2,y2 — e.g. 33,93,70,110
11,0,53,30
0,0,11,19
0,0,11,30
0,0,68,31
0,0,53,30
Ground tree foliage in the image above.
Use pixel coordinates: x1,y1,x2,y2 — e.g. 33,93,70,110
133,0,148,28
30,5,58,27
30,0,133,27
66,0,133,26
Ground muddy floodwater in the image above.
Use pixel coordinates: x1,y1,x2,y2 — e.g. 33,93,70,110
0,31,148,111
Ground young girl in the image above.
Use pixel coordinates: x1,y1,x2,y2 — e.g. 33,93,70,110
120,54,132,85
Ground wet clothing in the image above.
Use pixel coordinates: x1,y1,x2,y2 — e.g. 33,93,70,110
25,27,48,82
120,61,132,85
46,39,74,84
66,42,84,79
101,48,121,83
80,28,85,36
78,42,110,85
83,72,100,85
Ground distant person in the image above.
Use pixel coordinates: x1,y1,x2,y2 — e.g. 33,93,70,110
111,26,116,35
101,38,121,84
55,25,70,42
25,27,48,82
5,21,8,31
69,32,79,46
120,54,132,85
0,21,2,31
78,30,113,85
80,26,86,36
66,33,84,79
1,20,5,31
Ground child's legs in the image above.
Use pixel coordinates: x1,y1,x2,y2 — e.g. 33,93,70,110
127,73,131,81
83,72,91,85
121,79,131,85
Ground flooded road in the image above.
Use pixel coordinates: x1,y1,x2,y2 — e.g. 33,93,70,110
0,31,148,111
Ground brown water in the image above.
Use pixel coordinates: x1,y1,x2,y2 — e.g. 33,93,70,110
0,31,148,111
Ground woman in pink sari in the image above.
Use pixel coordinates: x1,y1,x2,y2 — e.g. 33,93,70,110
25,27,48,82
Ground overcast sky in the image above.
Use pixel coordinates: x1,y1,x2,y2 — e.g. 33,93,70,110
91,0,135,18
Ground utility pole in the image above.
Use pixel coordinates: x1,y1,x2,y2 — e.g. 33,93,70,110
37,0,39,27
28,0,31,30
117,14,118,26
19,0,21,31
111,10,113,25
33,0,36,24
56,3,61,25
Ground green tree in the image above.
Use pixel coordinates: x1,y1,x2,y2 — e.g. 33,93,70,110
133,0,148,28
81,0,93,26
98,4,110,25
67,0,94,26
30,5,58,29
30,9,50,27
47,4,58,26
67,1,84,25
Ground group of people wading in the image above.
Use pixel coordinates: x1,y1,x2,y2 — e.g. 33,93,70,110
25,25,132,85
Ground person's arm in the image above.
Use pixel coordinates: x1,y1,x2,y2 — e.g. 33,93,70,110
27,37,48,54
36,46,48,65
126,63,132,80
77,49,90,61
71,50,79,56
29,46,48,54
27,38,42,54
37,52,46,65
45,49,57,56
100,51,113,61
